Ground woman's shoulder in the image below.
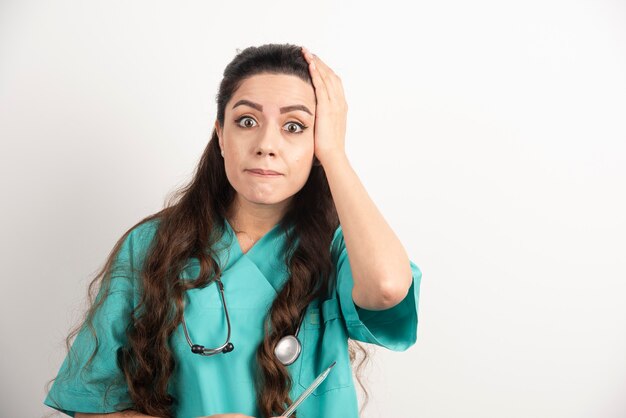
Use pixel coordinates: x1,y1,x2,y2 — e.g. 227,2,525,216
124,218,161,257
110,218,161,278
128,217,161,246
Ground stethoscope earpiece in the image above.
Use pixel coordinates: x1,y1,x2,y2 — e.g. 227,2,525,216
191,344,205,354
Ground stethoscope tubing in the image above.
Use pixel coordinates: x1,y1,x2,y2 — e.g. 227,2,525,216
182,278,233,356
181,276,306,362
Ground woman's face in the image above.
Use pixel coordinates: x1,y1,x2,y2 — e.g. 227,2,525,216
215,73,316,209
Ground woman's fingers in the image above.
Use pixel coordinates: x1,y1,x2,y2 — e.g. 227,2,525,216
301,47,329,102
299,46,348,161
301,48,346,106
310,53,336,100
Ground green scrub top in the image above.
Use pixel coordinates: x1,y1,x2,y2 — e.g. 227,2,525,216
44,217,422,418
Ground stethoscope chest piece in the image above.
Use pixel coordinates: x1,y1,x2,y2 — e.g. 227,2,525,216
274,308,307,366
274,335,302,366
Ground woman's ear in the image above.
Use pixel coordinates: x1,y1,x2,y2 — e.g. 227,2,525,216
214,120,223,150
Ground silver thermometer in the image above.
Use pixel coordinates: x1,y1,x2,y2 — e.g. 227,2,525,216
282,360,336,417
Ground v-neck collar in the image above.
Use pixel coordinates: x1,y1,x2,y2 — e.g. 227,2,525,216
223,218,282,258
219,218,297,294
218,218,298,292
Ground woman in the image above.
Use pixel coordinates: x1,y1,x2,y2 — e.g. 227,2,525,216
43,43,423,418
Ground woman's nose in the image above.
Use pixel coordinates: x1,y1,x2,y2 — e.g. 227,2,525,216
254,123,282,154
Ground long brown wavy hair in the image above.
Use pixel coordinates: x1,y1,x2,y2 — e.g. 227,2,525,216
45,43,372,418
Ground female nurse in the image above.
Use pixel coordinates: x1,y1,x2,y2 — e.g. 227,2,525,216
43,44,423,418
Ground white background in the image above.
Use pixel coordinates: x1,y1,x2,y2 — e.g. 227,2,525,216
1,1,625,417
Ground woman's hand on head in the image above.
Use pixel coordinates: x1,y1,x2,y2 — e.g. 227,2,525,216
300,46,348,166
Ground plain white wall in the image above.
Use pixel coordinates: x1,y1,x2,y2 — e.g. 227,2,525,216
1,0,625,417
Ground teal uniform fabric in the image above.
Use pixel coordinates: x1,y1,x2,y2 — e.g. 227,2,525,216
44,218,422,417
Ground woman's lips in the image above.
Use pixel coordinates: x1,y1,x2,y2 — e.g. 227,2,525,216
246,169,283,177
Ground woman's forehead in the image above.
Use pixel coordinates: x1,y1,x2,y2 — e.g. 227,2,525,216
229,73,315,112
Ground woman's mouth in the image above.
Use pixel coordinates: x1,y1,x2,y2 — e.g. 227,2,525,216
246,169,283,177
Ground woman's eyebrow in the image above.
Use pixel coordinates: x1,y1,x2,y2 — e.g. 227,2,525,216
232,99,313,116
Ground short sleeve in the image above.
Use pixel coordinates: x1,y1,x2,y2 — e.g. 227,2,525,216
331,225,422,351
43,222,157,416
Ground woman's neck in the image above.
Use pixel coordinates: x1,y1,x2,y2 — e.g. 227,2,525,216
226,194,290,239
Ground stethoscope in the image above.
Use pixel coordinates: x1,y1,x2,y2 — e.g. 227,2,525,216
181,277,307,366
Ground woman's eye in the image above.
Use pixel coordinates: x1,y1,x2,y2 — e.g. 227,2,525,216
235,117,306,134
235,116,257,128
284,122,306,134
